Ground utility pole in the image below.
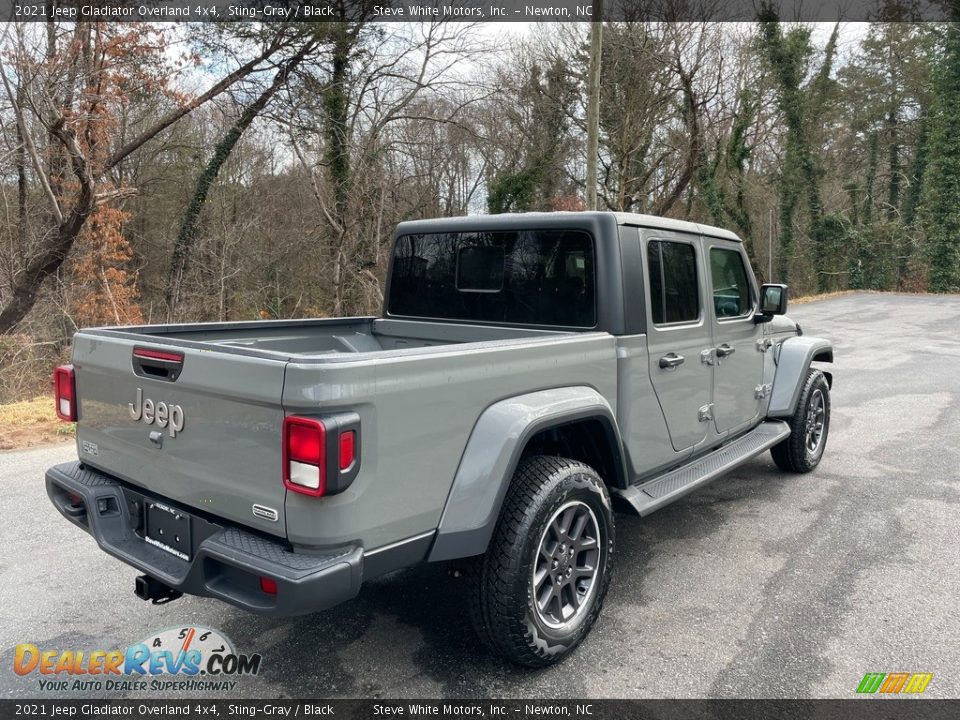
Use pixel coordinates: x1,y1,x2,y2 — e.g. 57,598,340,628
768,209,774,280
585,0,603,211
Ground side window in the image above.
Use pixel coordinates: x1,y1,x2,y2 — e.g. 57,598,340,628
709,247,752,318
647,240,700,325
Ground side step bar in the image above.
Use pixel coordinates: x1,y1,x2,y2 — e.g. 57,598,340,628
613,421,790,516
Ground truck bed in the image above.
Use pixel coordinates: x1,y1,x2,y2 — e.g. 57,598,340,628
88,316,572,360
71,316,617,548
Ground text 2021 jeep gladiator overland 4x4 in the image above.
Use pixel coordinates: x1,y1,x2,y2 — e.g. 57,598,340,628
46,211,832,666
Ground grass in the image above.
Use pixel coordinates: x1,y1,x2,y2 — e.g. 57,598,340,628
791,290,859,305
791,289,934,305
0,396,74,451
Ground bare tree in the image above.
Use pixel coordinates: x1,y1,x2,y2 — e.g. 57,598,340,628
0,22,292,333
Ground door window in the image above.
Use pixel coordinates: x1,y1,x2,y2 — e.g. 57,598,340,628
709,248,752,318
647,240,700,325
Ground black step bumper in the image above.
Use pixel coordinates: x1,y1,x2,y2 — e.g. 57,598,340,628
45,461,363,616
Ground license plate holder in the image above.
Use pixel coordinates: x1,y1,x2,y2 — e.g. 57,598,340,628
145,502,192,561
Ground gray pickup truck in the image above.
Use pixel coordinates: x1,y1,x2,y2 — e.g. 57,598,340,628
46,211,833,666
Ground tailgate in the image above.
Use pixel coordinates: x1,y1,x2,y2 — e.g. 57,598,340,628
71,332,289,538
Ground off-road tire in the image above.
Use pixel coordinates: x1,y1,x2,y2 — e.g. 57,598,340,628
468,455,614,667
771,368,831,473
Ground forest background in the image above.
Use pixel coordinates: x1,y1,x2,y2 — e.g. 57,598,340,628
2,5,959,413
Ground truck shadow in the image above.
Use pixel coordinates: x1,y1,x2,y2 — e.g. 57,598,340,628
218,457,789,698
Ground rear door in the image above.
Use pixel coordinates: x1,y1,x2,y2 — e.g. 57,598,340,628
705,239,764,434
72,333,289,538
643,231,713,453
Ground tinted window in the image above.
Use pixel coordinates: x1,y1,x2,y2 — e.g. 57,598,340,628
457,246,504,292
389,230,595,327
647,240,700,324
647,242,664,324
710,248,752,318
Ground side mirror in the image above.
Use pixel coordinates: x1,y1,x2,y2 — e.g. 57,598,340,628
755,284,788,323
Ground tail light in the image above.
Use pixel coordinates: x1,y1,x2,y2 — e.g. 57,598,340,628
283,417,326,496
282,413,361,497
54,365,77,421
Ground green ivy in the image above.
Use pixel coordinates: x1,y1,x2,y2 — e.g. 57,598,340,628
921,24,960,292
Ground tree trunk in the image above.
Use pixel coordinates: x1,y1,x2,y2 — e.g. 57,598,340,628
0,42,287,334
654,68,699,217
585,4,603,211
862,131,878,225
886,109,901,221
165,44,314,319
902,116,927,228
14,84,27,276
325,27,355,313
776,183,798,284
0,122,94,333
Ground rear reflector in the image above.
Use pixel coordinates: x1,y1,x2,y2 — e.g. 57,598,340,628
259,577,278,595
54,365,77,421
339,430,356,470
133,348,184,363
283,417,326,496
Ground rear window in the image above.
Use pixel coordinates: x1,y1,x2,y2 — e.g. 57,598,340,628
388,229,596,327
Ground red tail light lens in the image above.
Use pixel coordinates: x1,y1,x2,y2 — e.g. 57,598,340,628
287,421,324,464
259,576,278,595
54,365,77,421
283,417,326,496
338,430,356,470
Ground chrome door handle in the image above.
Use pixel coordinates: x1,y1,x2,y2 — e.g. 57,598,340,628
659,353,685,369
716,344,736,358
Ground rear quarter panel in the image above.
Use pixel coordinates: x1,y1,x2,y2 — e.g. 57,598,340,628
281,333,618,550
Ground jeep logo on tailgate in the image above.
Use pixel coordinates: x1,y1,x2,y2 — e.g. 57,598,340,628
129,387,185,437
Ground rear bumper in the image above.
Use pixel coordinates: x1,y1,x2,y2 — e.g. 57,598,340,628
45,461,362,616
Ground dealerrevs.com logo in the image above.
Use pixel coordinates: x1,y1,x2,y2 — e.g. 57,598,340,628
856,672,934,695
13,626,261,692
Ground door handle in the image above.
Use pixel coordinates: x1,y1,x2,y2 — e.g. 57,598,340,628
659,353,685,369
716,344,736,358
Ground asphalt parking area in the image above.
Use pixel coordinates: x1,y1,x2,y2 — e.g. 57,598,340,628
3,294,958,699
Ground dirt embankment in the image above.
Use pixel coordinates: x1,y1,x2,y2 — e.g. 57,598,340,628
0,397,74,451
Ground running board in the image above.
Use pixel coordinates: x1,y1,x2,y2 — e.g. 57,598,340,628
613,421,790,517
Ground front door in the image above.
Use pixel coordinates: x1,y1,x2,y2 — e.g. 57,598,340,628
643,232,713,453
706,240,765,434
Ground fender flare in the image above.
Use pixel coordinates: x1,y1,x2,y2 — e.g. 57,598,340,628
767,336,834,418
428,386,625,562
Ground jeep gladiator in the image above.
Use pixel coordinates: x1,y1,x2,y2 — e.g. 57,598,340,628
46,211,833,666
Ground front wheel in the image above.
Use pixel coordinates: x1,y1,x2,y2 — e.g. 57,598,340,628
771,368,831,473
468,456,615,667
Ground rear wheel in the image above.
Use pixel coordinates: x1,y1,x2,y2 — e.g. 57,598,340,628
771,368,831,473
468,456,614,667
